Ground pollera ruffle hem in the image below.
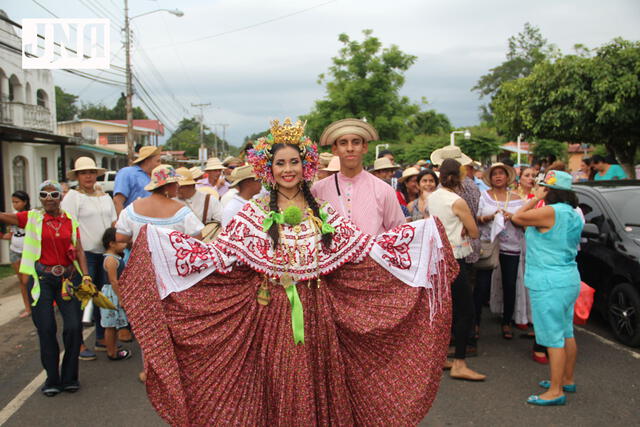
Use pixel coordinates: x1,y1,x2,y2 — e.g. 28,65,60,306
120,221,457,426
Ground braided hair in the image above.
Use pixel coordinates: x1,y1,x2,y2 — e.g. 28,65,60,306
267,143,333,249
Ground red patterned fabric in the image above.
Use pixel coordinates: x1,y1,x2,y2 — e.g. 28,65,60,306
120,221,458,426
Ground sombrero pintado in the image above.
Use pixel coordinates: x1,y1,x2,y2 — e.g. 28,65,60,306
319,118,379,146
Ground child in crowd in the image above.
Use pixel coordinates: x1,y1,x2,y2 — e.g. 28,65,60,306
1,191,31,317
101,227,132,360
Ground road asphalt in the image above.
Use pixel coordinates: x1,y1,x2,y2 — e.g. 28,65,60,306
0,272,637,426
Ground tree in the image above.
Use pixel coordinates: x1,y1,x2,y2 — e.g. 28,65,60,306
472,23,558,123
400,134,449,164
457,126,504,163
166,117,232,158
243,130,269,144
407,109,452,136
531,139,568,162
55,86,78,121
78,95,148,120
492,38,640,174
301,30,420,142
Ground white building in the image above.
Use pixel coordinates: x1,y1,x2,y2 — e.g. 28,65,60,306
0,10,76,263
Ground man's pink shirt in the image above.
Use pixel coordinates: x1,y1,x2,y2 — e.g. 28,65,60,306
312,170,405,235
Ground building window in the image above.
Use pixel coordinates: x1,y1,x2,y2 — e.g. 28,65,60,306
41,157,48,181
12,156,27,192
101,157,109,169
110,158,117,170
107,134,126,145
36,89,48,109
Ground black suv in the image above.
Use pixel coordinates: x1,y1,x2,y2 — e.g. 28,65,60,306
574,180,640,347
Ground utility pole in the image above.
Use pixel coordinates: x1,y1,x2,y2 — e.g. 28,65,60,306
124,0,134,164
192,103,211,164
212,123,229,157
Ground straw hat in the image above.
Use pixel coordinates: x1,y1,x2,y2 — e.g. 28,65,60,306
319,118,379,146
416,159,428,167
175,167,197,186
144,164,180,191
482,162,516,187
319,152,334,168
322,156,341,172
67,157,106,180
204,157,225,171
430,145,472,166
229,164,258,188
132,146,161,164
372,157,399,172
223,156,241,167
189,166,205,180
398,167,420,183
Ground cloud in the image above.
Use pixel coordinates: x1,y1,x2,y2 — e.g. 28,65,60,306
5,0,639,146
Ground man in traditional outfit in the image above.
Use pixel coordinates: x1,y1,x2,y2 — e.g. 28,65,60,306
312,118,405,234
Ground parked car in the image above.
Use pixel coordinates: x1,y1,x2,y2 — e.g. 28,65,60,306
68,171,117,195
574,180,640,347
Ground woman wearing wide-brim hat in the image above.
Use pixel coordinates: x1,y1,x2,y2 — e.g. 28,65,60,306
62,157,117,360
396,167,420,210
474,163,525,341
115,164,204,383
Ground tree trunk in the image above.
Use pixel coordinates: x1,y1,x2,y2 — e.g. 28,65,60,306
613,142,637,179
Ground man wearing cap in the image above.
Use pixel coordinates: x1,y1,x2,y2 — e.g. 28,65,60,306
198,157,226,198
221,165,262,227
431,145,481,265
312,118,405,235
113,146,162,216
175,168,222,226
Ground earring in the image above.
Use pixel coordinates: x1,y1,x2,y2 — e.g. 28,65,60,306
164,191,169,198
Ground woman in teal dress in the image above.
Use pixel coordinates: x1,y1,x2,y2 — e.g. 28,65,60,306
512,171,584,406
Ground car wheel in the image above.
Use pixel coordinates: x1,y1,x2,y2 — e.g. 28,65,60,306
607,283,640,347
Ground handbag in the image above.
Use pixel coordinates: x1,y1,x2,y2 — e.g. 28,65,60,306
573,281,595,325
201,194,221,243
475,239,499,270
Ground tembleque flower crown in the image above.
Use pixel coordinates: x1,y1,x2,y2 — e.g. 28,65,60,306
246,118,319,190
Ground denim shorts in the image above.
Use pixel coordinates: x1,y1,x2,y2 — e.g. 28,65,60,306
9,250,21,264
530,285,580,348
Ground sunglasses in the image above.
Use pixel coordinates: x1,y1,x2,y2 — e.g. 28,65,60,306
39,191,62,200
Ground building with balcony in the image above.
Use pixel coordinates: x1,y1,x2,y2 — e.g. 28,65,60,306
0,10,76,263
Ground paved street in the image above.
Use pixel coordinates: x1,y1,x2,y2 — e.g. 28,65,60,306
0,277,638,426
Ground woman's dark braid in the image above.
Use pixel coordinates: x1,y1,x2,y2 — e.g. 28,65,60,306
268,187,280,248
301,181,332,249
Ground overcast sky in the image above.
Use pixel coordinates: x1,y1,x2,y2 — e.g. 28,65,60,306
4,0,640,146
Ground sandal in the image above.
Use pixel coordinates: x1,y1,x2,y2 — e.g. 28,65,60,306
502,326,513,340
107,349,132,361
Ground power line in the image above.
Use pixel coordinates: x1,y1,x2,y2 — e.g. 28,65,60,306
0,40,124,88
145,0,338,49
0,13,126,77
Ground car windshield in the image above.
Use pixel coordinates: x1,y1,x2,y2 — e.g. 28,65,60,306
602,189,640,230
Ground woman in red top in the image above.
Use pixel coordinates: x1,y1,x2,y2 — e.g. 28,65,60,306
0,180,91,397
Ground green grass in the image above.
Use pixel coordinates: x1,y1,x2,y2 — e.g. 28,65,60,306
0,264,16,279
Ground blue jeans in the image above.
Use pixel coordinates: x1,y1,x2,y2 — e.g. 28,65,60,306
29,270,82,388
84,251,105,341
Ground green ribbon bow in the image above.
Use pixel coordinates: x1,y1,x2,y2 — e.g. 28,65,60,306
262,211,284,232
284,283,305,345
318,209,335,234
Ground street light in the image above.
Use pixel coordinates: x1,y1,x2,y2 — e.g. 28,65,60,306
124,1,184,163
450,129,471,146
516,133,524,165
